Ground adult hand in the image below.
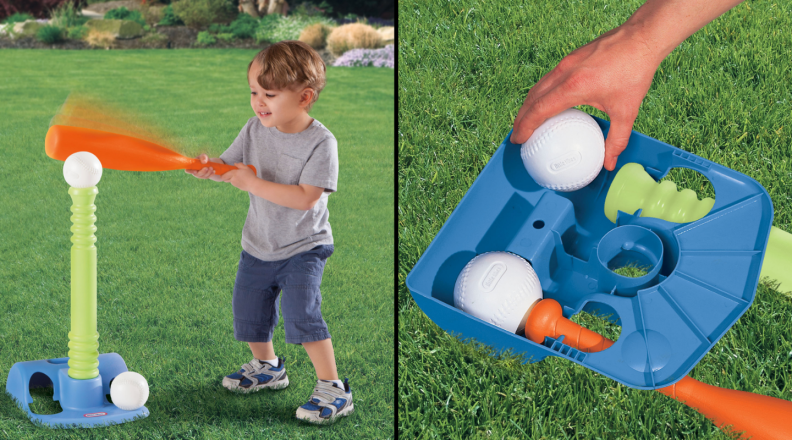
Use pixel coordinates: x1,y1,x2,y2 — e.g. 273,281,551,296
511,25,662,171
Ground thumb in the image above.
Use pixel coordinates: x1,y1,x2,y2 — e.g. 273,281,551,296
602,115,636,171
235,163,246,169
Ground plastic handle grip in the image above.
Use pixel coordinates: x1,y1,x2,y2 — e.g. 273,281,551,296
525,299,792,440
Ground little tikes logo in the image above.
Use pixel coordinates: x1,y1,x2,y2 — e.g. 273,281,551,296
480,261,507,292
548,151,581,173
83,412,107,418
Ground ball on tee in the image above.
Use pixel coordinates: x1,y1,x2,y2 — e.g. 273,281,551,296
453,251,543,334
63,151,103,188
110,371,149,411
520,108,605,192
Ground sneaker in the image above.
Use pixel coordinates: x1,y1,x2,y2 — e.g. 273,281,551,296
222,356,289,393
295,378,354,424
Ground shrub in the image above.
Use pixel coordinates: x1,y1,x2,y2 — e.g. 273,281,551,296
299,22,331,50
326,22,380,56
171,0,236,30
140,31,168,47
85,28,115,49
3,12,34,24
0,0,83,23
49,0,88,28
36,24,64,43
210,12,256,39
317,0,381,18
228,12,257,38
216,32,233,42
333,44,393,68
158,4,184,26
104,7,147,28
255,14,334,44
196,30,216,46
253,13,281,43
292,1,332,17
67,24,88,40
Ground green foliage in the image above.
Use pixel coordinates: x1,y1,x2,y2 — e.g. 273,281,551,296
321,0,380,18
35,24,64,44
196,30,216,46
256,14,335,44
216,32,234,42
104,7,147,28
3,13,34,24
140,31,169,47
208,12,257,39
49,1,89,28
158,4,185,26
171,0,236,30
67,24,89,40
292,1,334,17
253,12,282,42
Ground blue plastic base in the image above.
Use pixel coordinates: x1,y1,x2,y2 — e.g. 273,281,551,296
407,115,774,390
5,353,149,429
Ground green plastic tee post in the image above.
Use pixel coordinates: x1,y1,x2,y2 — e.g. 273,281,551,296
604,162,792,292
67,186,100,380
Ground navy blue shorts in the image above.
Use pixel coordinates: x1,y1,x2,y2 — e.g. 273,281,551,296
232,245,334,345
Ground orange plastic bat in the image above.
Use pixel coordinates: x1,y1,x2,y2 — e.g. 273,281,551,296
45,92,255,175
525,299,792,440
45,125,255,175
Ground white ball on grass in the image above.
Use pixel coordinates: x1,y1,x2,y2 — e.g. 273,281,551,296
110,371,149,411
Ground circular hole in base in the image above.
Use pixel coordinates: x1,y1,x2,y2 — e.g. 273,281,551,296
533,220,545,229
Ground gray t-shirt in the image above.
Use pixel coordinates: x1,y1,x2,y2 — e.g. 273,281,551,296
220,117,338,261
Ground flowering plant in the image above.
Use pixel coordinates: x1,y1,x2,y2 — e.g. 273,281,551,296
333,44,393,68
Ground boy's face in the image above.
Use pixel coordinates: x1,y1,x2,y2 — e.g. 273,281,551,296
248,64,313,130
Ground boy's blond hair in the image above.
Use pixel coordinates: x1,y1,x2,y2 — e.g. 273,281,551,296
248,40,327,112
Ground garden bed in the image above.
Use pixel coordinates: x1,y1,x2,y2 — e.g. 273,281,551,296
0,25,338,64
0,1,391,68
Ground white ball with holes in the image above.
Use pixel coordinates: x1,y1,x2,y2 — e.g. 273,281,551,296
520,108,605,192
63,151,102,188
453,251,543,334
110,371,149,411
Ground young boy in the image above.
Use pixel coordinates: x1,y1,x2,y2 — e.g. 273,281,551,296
186,40,353,424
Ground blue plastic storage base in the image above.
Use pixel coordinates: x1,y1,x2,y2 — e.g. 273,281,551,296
406,115,774,390
5,353,149,428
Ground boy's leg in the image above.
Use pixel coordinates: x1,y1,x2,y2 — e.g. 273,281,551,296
302,338,338,381
249,341,276,360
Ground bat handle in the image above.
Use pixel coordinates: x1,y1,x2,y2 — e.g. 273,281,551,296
188,160,257,176
524,299,613,352
524,299,792,440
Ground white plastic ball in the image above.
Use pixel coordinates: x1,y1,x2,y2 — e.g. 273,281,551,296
110,371,149,411
63,151,102,188
520,108,605,192
453,251,543,334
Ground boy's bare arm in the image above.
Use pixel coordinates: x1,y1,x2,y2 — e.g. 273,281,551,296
249,180,324,211
220,163,324,210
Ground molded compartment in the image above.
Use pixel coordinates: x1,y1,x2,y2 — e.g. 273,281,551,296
406,115,774,390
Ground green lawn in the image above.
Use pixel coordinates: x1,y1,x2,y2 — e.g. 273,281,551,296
399,0,792,438
0,49,393,439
